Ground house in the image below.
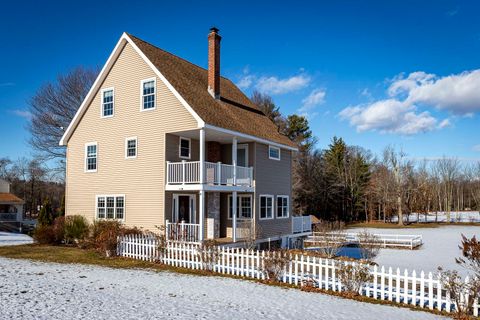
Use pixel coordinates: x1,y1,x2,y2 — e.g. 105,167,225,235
60,28,311,244
0,179,24,223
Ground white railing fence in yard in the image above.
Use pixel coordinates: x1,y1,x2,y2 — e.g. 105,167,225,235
117,234,479,316
292,216,312,233
166,160,253,187
306,232,423,250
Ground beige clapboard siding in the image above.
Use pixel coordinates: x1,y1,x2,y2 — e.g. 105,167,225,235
66,42,198,231
254,142,292,238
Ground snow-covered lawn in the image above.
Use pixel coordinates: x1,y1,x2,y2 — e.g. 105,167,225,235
0,257,444,320
349,225,479,276
0,231,33,246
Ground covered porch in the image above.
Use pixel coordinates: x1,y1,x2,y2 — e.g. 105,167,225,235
164,190,255,244
164,126,262,242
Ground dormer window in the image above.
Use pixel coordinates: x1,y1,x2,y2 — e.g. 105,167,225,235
268,146,281,161
101,88,114,117
141,78,156,110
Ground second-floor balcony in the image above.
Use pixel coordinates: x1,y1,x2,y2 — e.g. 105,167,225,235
166,160,254,189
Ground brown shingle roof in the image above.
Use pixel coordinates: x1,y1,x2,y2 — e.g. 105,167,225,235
128,34,297,148
0,193,24,204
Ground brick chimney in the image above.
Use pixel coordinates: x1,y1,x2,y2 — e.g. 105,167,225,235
208,27,221,99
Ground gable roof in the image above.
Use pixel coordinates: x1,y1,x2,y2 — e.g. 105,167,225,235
60,33,297,150
0,193,24,204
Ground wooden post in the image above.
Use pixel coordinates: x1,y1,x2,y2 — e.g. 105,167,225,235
232,136,237,186
232,191,237,242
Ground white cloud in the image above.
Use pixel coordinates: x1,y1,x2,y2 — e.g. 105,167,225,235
237,75,254,89
405,70,480,114
255,74,310,94
473,144,480,152
299,88,326,114
340,69,480,135
438,118,451,129
339,99,437,135
12,109,32,120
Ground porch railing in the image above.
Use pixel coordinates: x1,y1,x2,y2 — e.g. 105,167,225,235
167,161,253,187
165,220,200,243
292,215,312,233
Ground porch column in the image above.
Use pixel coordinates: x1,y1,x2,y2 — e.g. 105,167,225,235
199,190,205,241
232,190,237,242
232,136,237,185
199,128,206,241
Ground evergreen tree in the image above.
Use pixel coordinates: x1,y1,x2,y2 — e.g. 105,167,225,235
38,197,54,226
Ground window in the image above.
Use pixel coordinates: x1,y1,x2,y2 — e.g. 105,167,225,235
101,88,114,117
260,195,274,220
179,137,191,159
125,137,137,159
277,196,289,218
228,195,252,220
96,195,125,220
269,146,281,160
85,143,97,172
141,78,156,110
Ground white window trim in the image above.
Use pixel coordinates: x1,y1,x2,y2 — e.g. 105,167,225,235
227,194,253,220
125,136,138,159
95,194,126,222
179,137,191,160
268,146,281,161
259,194,274,220
276,195,290,219
84,142,98,173
100,87,115,118
140,77,157,111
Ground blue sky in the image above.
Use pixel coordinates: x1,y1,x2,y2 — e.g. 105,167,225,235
1,0,479,163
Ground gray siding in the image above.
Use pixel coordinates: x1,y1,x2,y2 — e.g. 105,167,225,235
254,142,292,238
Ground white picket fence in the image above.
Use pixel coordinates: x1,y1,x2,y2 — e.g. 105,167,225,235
117,234,479,316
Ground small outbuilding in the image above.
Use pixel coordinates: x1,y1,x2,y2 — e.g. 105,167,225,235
0,179,24,222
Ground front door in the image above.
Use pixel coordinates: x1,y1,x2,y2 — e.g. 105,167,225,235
172,194,196,223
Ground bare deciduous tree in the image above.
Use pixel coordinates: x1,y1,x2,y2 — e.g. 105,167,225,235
28,67,98,172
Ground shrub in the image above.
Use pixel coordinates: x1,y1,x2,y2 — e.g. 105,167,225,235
311,221,346,258
33,225,56,244
64,215,90,244
90,220,142,256
197,240,219,271
337,261,372,296
262,249,290,281
357,229,380,261
52,216,65,244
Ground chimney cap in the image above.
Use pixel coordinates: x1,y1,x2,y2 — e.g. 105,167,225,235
209,26,219,33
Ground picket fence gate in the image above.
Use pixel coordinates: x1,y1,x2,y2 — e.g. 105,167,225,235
117,234,479,316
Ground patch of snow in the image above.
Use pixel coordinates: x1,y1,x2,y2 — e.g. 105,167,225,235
0,257,445,320
0,231,33,246
349,225,479,276
391,211,480,223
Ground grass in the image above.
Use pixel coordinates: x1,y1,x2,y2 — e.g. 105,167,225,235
0,244,459,319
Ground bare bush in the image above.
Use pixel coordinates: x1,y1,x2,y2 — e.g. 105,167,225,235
197,240,219,271
310,221,346,258
438,268,480,316
154,225,168,263
337,261,372,296
262,249,290,281
237,220,263,250
357,229,380,261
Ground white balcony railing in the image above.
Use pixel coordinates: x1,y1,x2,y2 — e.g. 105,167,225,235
167,161,253,187
165,221,200,243
292,215,312,233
